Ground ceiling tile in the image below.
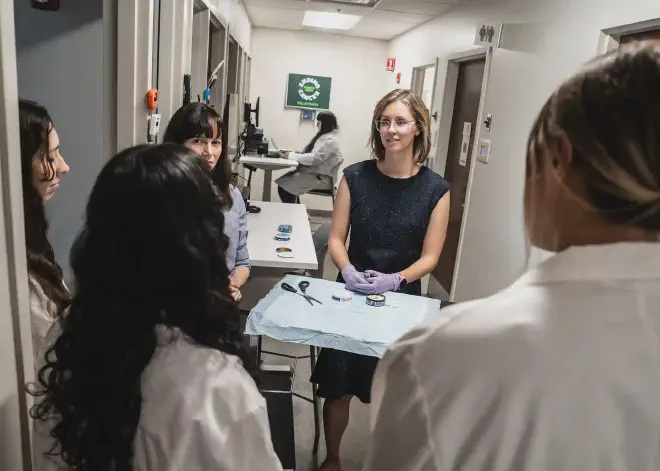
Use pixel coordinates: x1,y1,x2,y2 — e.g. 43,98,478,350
367,9,433,24
377,0,454,16
247,0,464,39
245,0,307,9
247,5,305,27
415,0,463,4
352,17,416,36
306,0,372,15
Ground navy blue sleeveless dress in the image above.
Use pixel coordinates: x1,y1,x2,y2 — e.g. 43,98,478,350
310,159,450,403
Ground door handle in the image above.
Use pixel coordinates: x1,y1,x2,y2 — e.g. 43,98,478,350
432,111,438,121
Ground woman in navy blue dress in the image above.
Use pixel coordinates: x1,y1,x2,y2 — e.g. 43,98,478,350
310,89,451,470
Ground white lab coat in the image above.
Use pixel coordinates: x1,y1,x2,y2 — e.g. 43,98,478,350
275,130,343,196
33,325,284,471
364,242,660,471
28,276,57,366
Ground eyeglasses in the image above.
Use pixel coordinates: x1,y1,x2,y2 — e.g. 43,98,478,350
375,119,416,132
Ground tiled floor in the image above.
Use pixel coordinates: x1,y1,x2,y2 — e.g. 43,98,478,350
262,336,371,471
260,214,370,470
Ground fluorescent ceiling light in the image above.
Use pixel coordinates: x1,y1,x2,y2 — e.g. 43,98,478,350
302,11,362,30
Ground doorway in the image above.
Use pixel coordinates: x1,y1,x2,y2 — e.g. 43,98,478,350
411,63,437,110
619,27,660,43
227,36,239,94
599,18,660,54
208,15,228,111
431,57,487,299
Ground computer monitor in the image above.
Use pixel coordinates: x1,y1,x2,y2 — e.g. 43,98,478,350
243,97,260,128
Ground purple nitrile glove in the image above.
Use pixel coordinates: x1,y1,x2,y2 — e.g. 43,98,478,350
341,264,372,293
363,270,401,295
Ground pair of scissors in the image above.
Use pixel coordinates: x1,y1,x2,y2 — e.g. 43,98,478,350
281,281,323,306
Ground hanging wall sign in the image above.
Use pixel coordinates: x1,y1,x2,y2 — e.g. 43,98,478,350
474,23,503,47
285,73,332,110
386,58,396,71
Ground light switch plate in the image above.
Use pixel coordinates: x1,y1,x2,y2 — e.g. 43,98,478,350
477,139,491,164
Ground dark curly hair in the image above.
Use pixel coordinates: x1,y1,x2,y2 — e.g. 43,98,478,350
30,144,253,470
19,100,70,311
163,102,233,209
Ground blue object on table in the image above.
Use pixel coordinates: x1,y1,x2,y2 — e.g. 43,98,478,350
245,275,443,358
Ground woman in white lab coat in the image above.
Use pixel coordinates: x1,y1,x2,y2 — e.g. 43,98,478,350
30,144,283,471
19,100,71,364
363,42,660,471
276,111,344,203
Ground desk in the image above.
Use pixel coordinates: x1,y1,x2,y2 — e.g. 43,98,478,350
244,204,317,470
240,155,298,202
246,201,317,271
247,274,449,468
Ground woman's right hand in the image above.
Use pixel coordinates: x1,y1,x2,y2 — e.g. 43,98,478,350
341,264,371,293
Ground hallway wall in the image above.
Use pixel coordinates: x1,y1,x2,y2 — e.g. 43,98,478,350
388,0,660,301
249,28,389,210
14,0,111,281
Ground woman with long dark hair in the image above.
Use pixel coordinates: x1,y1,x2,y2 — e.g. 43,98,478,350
31,144,283,471
164,103,250,302
276,111,344,203
19,99,71,362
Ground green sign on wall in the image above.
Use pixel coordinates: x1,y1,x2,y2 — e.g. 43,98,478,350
285,73,332,110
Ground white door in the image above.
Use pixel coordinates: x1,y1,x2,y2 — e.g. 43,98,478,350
0,0,36,469
425,59,441,170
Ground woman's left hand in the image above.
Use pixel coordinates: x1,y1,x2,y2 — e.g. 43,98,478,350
363,270,401,294
229,285,242,302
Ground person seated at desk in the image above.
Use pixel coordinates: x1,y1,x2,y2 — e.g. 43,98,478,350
310,89,450,471
276,111,344,204
30,144,283,471
164,102,250,302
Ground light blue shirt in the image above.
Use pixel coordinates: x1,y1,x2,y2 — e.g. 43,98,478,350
224,186,250,273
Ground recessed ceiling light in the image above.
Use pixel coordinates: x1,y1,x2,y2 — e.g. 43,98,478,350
302,11,363,31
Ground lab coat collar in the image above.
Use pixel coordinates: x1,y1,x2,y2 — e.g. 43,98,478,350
518,242,660,286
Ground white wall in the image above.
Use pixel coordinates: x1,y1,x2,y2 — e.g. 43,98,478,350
15,0,110,281
230,2,252,54
388,0,660,301
2,1,38,467
159,0,251,132
249,28,390,210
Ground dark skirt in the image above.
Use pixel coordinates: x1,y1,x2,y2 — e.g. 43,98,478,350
310,279,422,404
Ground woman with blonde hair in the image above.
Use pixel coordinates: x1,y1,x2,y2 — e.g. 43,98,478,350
311,89,451,471
363,42,660,471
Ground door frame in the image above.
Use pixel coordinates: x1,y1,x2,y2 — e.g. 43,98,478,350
597,17,660,54
430,47,493,302
116,0,154,149
411,62,438,106
411,60,441,172
0,0,34,468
